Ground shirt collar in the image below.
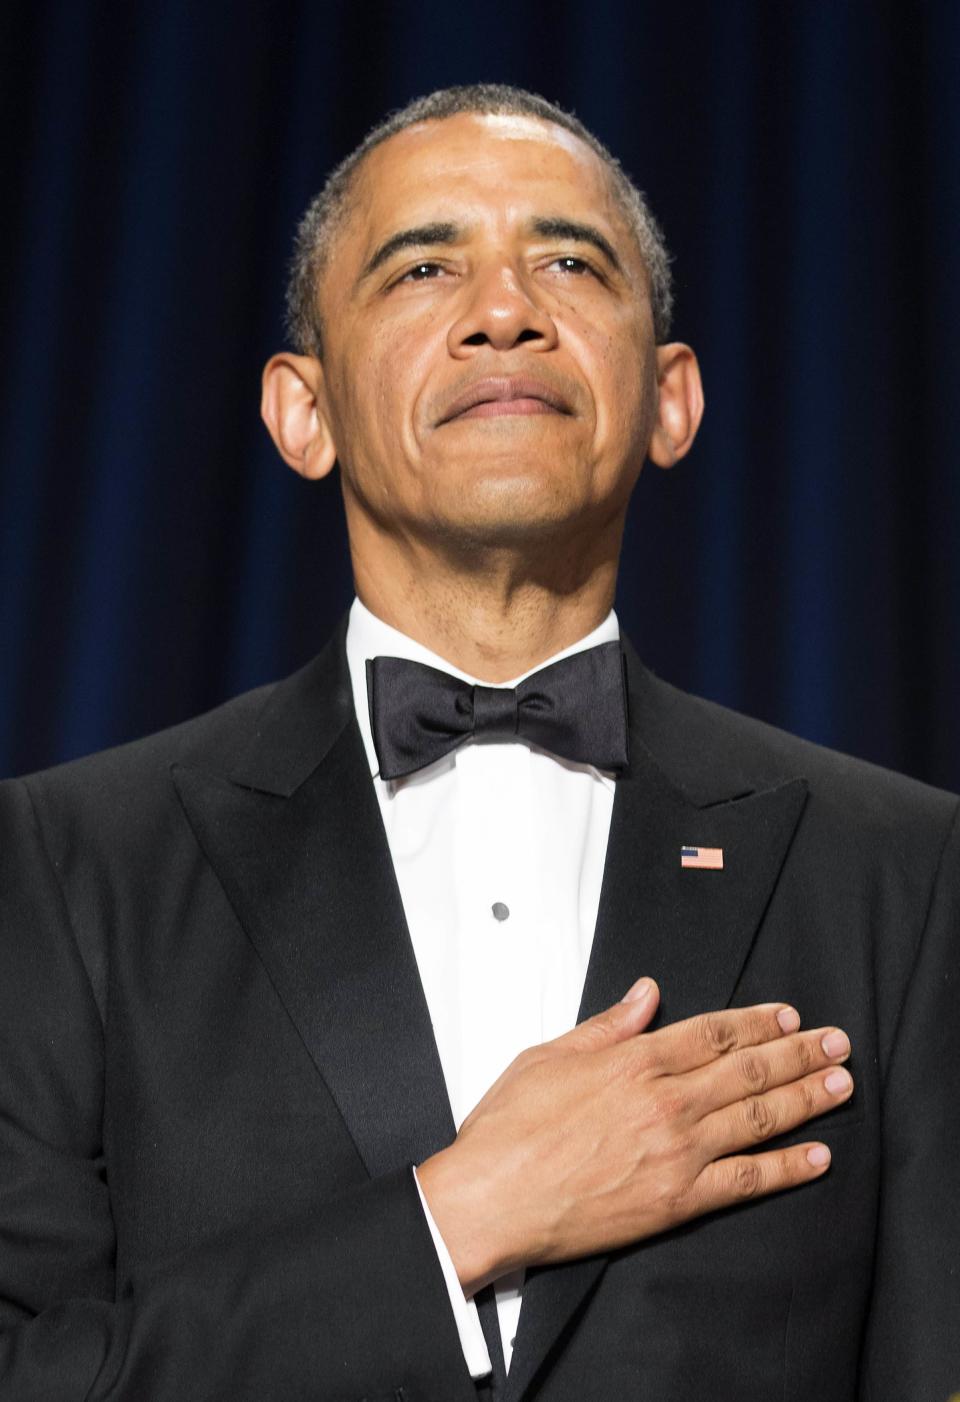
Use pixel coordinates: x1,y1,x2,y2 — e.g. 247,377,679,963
346,597,621,779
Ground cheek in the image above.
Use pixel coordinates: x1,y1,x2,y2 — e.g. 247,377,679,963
611,348,656,443
367,313,445,430
573,321,652,454
328,320,441,496
327,337,401,455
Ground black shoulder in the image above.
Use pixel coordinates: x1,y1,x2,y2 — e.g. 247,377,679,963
9,678,279,811
630,659,958,839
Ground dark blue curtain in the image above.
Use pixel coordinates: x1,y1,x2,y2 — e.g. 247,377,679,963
2,0,958,790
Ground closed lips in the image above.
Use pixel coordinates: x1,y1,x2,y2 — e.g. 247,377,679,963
436,377,573,424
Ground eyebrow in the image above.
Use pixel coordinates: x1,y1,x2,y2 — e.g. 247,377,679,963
528,217,624,275
360,222,461,281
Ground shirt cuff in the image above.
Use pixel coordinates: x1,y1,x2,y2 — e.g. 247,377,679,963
413,1165,492,1380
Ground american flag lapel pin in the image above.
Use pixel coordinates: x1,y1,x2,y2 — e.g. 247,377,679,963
681,845,724,870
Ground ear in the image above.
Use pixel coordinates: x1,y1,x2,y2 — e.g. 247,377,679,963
647,343,705,470
260,352,338,481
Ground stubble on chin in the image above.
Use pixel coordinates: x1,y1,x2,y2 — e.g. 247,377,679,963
421,473,618,569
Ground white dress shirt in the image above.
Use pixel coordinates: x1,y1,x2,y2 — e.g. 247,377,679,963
345,599,619,1377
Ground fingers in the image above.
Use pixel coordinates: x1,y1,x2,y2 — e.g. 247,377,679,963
702,1057,854,1158
646,1002,800,1076
683,1025,851,1117
549,978,661,1055
693,1139,833,1218
674,1020,854,1158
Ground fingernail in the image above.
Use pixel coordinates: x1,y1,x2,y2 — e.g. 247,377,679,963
825,1069,852,1095
622,978,652,1004
821,1030,850,1059
777,1007,800,1033
807,1145,831,1168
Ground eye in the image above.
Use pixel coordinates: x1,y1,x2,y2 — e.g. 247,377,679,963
397,261,448,283
548,255,593,276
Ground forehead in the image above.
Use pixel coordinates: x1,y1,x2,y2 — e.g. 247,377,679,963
346,112,626,246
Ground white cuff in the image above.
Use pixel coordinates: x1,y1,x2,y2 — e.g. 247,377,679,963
413,1165,492,1380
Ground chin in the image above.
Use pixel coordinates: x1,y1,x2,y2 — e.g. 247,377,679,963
430,484,595,552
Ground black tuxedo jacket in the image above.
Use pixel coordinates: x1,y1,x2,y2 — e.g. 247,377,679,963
1,623,958,1401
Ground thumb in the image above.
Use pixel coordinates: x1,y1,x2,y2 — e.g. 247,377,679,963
553,977,660,1054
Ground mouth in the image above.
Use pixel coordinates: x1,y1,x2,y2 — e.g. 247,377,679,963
436,376,573,426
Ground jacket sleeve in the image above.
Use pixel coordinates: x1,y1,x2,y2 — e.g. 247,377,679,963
0,778,477,1402
858,800,960,1400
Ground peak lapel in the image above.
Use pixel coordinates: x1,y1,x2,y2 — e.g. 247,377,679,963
579,756,809,1029
172,631,456,1181
505,658,809,1402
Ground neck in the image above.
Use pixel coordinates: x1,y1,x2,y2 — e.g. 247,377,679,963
351,529,621,683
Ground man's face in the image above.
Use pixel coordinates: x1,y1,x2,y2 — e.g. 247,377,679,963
311,113,663,551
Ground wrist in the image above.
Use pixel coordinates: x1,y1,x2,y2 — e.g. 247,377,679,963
417,1144,513,1296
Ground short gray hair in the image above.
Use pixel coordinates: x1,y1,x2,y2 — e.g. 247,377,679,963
285,84,673,356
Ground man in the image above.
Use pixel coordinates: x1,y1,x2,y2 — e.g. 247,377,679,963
0,84,957,1401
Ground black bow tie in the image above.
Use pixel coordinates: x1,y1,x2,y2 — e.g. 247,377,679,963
366,641,629,781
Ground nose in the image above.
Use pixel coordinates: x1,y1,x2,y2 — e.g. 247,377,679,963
447,260,559,358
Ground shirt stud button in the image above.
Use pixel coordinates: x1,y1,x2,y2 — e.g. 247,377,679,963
491,902,510,922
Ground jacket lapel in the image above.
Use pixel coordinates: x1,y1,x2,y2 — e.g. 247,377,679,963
172,624,457,1180
505,648,809,1402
